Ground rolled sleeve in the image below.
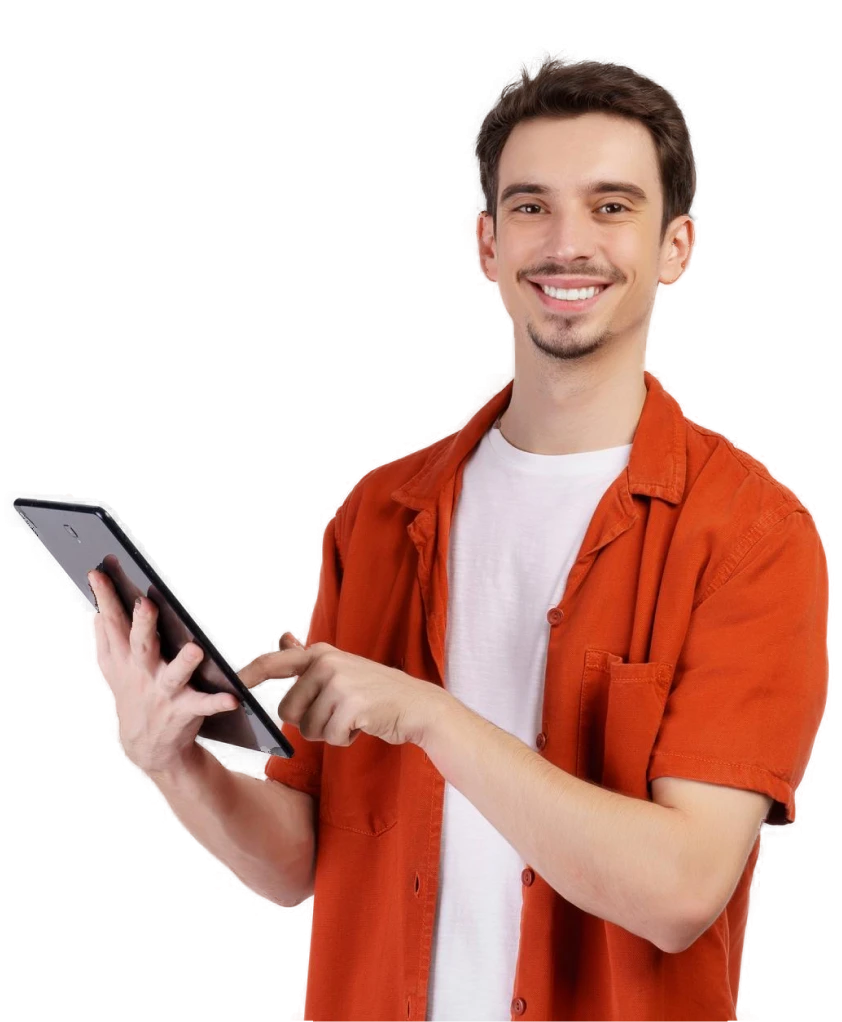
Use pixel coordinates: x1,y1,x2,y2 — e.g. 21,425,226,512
648,509,829,825
264,509,345,798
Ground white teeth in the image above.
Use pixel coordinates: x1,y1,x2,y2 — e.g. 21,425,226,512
539,284,604,301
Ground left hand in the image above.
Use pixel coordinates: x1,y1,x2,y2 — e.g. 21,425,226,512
237,633,444,748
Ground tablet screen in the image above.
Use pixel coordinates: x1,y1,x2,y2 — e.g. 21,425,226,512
14,497,294,758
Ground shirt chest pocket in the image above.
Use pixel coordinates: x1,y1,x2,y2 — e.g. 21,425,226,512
577,648,675,801
319,732,401,836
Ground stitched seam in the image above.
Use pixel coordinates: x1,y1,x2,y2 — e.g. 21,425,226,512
606,664,674,682
650,749,792,784
694,504,804,608
319,815,397,837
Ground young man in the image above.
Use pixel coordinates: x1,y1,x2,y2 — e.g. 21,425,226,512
98,56,828,1022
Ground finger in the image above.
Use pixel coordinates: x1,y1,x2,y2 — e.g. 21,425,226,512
86,609,107,682
101,553,144,609
178,687,240,719
158,640,207,697
93,608,111,662
128,594,161,666
279,632,304,650
298,692,355,746
86,600,108,658
286,650,355,746
276,658,329,729
88,570,130,660
238,648,313,689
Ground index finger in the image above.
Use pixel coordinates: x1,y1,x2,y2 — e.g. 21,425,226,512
88,570,131,660
237,647,314,689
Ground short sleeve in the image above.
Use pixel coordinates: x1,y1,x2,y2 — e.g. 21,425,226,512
648,509,829,825
264,510,344,799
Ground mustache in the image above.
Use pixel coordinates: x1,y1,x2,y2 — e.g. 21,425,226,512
519,267,617,284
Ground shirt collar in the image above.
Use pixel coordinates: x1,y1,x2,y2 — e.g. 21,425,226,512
390,371,686,511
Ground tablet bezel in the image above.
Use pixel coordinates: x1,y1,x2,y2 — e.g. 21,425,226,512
14,496,295,760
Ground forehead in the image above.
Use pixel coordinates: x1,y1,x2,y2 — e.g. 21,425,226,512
498,112,660,196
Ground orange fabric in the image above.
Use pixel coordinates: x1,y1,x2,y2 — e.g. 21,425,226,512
265,371,829,1021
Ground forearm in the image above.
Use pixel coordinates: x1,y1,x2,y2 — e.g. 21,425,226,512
147,743,316,908
420,692,690,952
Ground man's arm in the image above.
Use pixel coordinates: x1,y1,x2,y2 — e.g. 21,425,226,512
419,691,693,954
149,742,316,908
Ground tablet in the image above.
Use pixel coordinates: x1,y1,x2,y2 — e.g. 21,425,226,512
13,497,294,760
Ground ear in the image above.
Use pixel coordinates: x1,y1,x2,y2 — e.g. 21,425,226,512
468,211,500,284
658,216,698,292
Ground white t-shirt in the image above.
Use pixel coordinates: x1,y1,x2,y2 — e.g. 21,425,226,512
426,419,633,1022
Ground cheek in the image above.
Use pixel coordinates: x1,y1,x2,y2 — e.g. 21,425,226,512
607,230,643,264
496,276,526,320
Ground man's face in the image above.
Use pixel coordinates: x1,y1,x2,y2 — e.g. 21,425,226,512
478,112,691,363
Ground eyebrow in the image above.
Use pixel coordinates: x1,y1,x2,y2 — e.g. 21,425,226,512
499,180,649,206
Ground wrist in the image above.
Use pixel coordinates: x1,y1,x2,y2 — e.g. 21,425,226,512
146,742,207,789
419,686,456,754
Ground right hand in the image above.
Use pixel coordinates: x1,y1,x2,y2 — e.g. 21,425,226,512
89,567,245,778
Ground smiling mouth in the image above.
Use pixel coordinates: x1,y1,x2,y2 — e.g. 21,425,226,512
529,280,613,313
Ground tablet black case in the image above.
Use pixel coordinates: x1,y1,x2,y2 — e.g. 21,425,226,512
14,497,294,760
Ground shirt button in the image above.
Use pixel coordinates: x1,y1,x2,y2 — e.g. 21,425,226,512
546,607,564,625
511,996,527,1015
521,867,535,886
536,732,547,750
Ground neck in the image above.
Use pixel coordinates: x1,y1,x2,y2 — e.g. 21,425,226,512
497,364,647,456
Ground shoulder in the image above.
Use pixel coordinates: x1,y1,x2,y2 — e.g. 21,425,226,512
678,414,820,597
683,415,807,510
682,406,817,519
334,430,459,541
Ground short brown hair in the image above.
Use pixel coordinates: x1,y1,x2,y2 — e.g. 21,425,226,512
476,54,696,243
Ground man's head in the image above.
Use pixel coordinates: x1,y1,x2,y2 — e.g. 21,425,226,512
476,56,695,367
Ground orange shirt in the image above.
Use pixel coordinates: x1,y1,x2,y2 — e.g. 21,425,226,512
265,371,829,1022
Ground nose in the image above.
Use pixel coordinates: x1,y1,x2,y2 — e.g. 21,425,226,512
540,203,598,265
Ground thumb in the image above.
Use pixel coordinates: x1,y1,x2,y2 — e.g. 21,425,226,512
200,690,243,715
275,633,302,649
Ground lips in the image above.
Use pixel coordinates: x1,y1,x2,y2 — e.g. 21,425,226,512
529,280,613,313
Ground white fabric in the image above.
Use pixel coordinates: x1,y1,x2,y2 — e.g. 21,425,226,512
426,420,633,1021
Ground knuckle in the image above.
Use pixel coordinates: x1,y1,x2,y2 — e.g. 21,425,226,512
284,708,302,732
130,639,150,660
321,650,342,672
161,663,185,689
129,633,153,658
135,619,158,644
